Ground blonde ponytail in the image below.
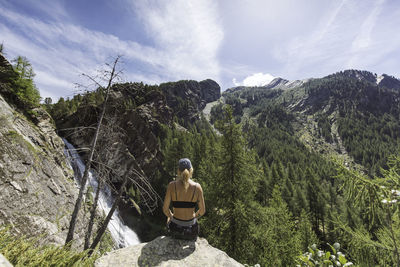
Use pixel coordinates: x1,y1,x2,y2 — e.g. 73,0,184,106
178,167,193,190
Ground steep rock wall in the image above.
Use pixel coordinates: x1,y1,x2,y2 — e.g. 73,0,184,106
0,55,101,248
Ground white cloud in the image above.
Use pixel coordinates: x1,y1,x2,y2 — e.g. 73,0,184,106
267,0,400,80
131,0,223,81
346,0,385,68
275,0,350,78
233,73,275,87
0,0,224,100
3,0,400,97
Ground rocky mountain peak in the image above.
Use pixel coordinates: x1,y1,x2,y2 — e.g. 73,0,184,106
225,77,310,95
266,77,289,88
379,74,400,90
339,69,377,83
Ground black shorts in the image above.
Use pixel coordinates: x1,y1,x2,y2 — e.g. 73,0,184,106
167,219,199,240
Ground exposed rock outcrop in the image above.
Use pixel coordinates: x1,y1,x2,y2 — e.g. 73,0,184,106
95,236,243,267
379,74,400,90
0,94,102,248
57,82,173,182
159,79,221,123
0,55,101,248
57,79,220,186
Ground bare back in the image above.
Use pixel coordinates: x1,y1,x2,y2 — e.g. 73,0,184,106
163,179,206,221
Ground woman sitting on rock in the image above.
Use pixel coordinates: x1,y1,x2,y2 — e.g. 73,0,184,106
163,158,205,240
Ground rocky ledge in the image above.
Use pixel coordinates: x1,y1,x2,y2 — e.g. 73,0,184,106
95,236,243,267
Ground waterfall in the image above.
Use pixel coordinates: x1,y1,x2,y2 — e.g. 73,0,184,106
63,139,140,248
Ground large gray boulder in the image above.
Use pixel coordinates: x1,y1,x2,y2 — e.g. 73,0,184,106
95,236,243,267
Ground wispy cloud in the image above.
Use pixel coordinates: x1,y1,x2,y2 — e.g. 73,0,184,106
1,0,399,96
346,0,385,68
276,0,349,78
272,0,400,80
32,0,69,21
0,0,223,100
131,0,223,81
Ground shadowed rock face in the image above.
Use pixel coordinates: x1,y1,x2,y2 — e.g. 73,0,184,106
58,79,220,184
159,79,221,124
95,236,243,267
57,83,173,182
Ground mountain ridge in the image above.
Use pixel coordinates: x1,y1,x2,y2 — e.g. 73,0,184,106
225,69,400,94
218,68,400,176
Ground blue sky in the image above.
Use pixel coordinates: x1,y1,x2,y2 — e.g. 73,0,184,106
1,0,399,101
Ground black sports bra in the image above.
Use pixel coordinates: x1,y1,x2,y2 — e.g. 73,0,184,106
171,182,197,208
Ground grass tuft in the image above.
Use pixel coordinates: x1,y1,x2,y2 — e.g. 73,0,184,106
0,227,102,266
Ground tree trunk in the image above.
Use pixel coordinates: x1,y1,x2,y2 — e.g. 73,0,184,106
88,174,128,255
65,57,119,246
84,176,103,250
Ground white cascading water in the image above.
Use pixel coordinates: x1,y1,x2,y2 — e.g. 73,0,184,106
63,139,140,248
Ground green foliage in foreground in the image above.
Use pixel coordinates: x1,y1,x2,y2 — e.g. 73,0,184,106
0,227,100,267
335,156,400,266
298,243,353,267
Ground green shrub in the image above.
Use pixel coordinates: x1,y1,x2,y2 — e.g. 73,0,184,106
0,227,101,266
298,242,353,267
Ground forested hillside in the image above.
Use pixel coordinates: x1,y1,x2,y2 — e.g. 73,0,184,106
45,69,400,266
211,70,400,265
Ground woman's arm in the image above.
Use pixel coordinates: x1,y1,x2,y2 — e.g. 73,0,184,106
195,184,206,218
163,182,174,219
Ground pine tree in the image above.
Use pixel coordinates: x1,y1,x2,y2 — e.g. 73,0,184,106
305,167,325,239
251,186,301,266
203,106,261,263
335,156,400,266
298,209,319,251
10,56,40,107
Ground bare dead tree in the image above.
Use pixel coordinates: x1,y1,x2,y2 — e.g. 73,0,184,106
83,108,161,249
83,159,106,250
64,57,162,251
65,56,122,245
86,145,162,255
83,112,125,249
87,169,129,256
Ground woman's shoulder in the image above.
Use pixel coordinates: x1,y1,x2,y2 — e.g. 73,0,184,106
169,180,179,185
189,180,202,189
168,180,177,188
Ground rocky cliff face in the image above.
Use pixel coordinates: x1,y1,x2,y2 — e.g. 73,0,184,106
57,83,174,182
159,79,221,124
379,74,400,90
0,55,99,248
94,236,243,267
57,79,220,184
0,95,98,247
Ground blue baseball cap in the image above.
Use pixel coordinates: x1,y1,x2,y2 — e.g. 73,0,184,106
178,158,192,171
